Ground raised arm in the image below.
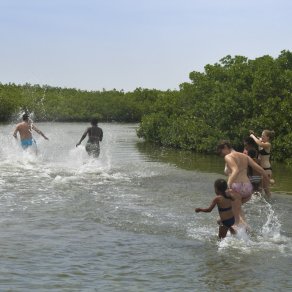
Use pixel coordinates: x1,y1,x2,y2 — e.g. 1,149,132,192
250,133,270,150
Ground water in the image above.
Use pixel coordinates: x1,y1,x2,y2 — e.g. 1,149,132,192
0,122,291,291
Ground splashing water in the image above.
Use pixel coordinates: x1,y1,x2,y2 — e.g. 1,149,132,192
214,193,292,256
261,196,282,239
0,122,291,290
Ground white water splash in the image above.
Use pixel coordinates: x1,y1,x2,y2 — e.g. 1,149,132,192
216,194,292,255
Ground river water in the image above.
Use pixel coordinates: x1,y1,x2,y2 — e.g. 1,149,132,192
0,122,291,291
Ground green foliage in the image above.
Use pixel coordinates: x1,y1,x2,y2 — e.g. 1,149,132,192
0,84,159,123
2,50,292,163
138,50,292,163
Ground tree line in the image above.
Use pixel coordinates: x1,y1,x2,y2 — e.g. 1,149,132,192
1,50,292,163
137,50,292,164
0,84,160,122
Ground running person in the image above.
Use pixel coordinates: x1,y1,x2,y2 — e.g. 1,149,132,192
217,140,269,226
13,113,49,150
76,118,103,157
195,179,237,239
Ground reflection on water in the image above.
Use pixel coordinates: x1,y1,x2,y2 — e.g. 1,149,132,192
136,141,224,172
136,141,292,194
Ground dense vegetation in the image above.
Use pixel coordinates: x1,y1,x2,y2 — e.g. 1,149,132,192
0,84,160,122
1,50,292,163
137,50,292,164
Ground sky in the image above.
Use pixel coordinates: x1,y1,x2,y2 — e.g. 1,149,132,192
0,0,292,92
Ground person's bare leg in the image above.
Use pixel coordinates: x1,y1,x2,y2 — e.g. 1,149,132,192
263,176,271,197
229,226,237,235
219,225,228,239
231,192,247,226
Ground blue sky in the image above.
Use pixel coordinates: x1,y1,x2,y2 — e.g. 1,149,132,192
0,0,291,91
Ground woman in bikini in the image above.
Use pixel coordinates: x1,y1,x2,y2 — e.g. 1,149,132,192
217,140,269,226
250,130,275,197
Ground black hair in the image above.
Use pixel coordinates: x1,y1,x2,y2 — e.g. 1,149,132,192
243,136,257,147
22,113,29,121
247,149,257,159
214,178,233,200
91,118,98,125
214,179,228,193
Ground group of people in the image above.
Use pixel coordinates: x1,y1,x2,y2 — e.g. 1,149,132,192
13,114,275,239
196,129,275,239
13,114,103,157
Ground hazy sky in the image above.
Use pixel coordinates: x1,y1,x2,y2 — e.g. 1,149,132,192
1,0,291,91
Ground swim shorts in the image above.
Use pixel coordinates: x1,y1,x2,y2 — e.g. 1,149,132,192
21,138,36,149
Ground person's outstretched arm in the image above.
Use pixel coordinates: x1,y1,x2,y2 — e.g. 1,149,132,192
32,124,49,140
76,128,88,147
195,197,218,213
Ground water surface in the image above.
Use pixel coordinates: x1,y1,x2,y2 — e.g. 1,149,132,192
0,123,291,291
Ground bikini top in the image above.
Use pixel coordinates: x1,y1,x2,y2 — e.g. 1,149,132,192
217,193,232,212
218,206,232,212
259,148,270,156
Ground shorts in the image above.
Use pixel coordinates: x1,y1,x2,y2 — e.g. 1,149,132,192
21,138,36,149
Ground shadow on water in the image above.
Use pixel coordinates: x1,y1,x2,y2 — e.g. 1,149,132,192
136,141,292,195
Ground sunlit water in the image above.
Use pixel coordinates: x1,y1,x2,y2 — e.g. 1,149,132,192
0,123,291,291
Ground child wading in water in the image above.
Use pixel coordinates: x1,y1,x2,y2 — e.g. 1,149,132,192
195,179,237,239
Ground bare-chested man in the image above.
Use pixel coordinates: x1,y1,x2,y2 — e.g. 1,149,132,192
13,113,49,149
